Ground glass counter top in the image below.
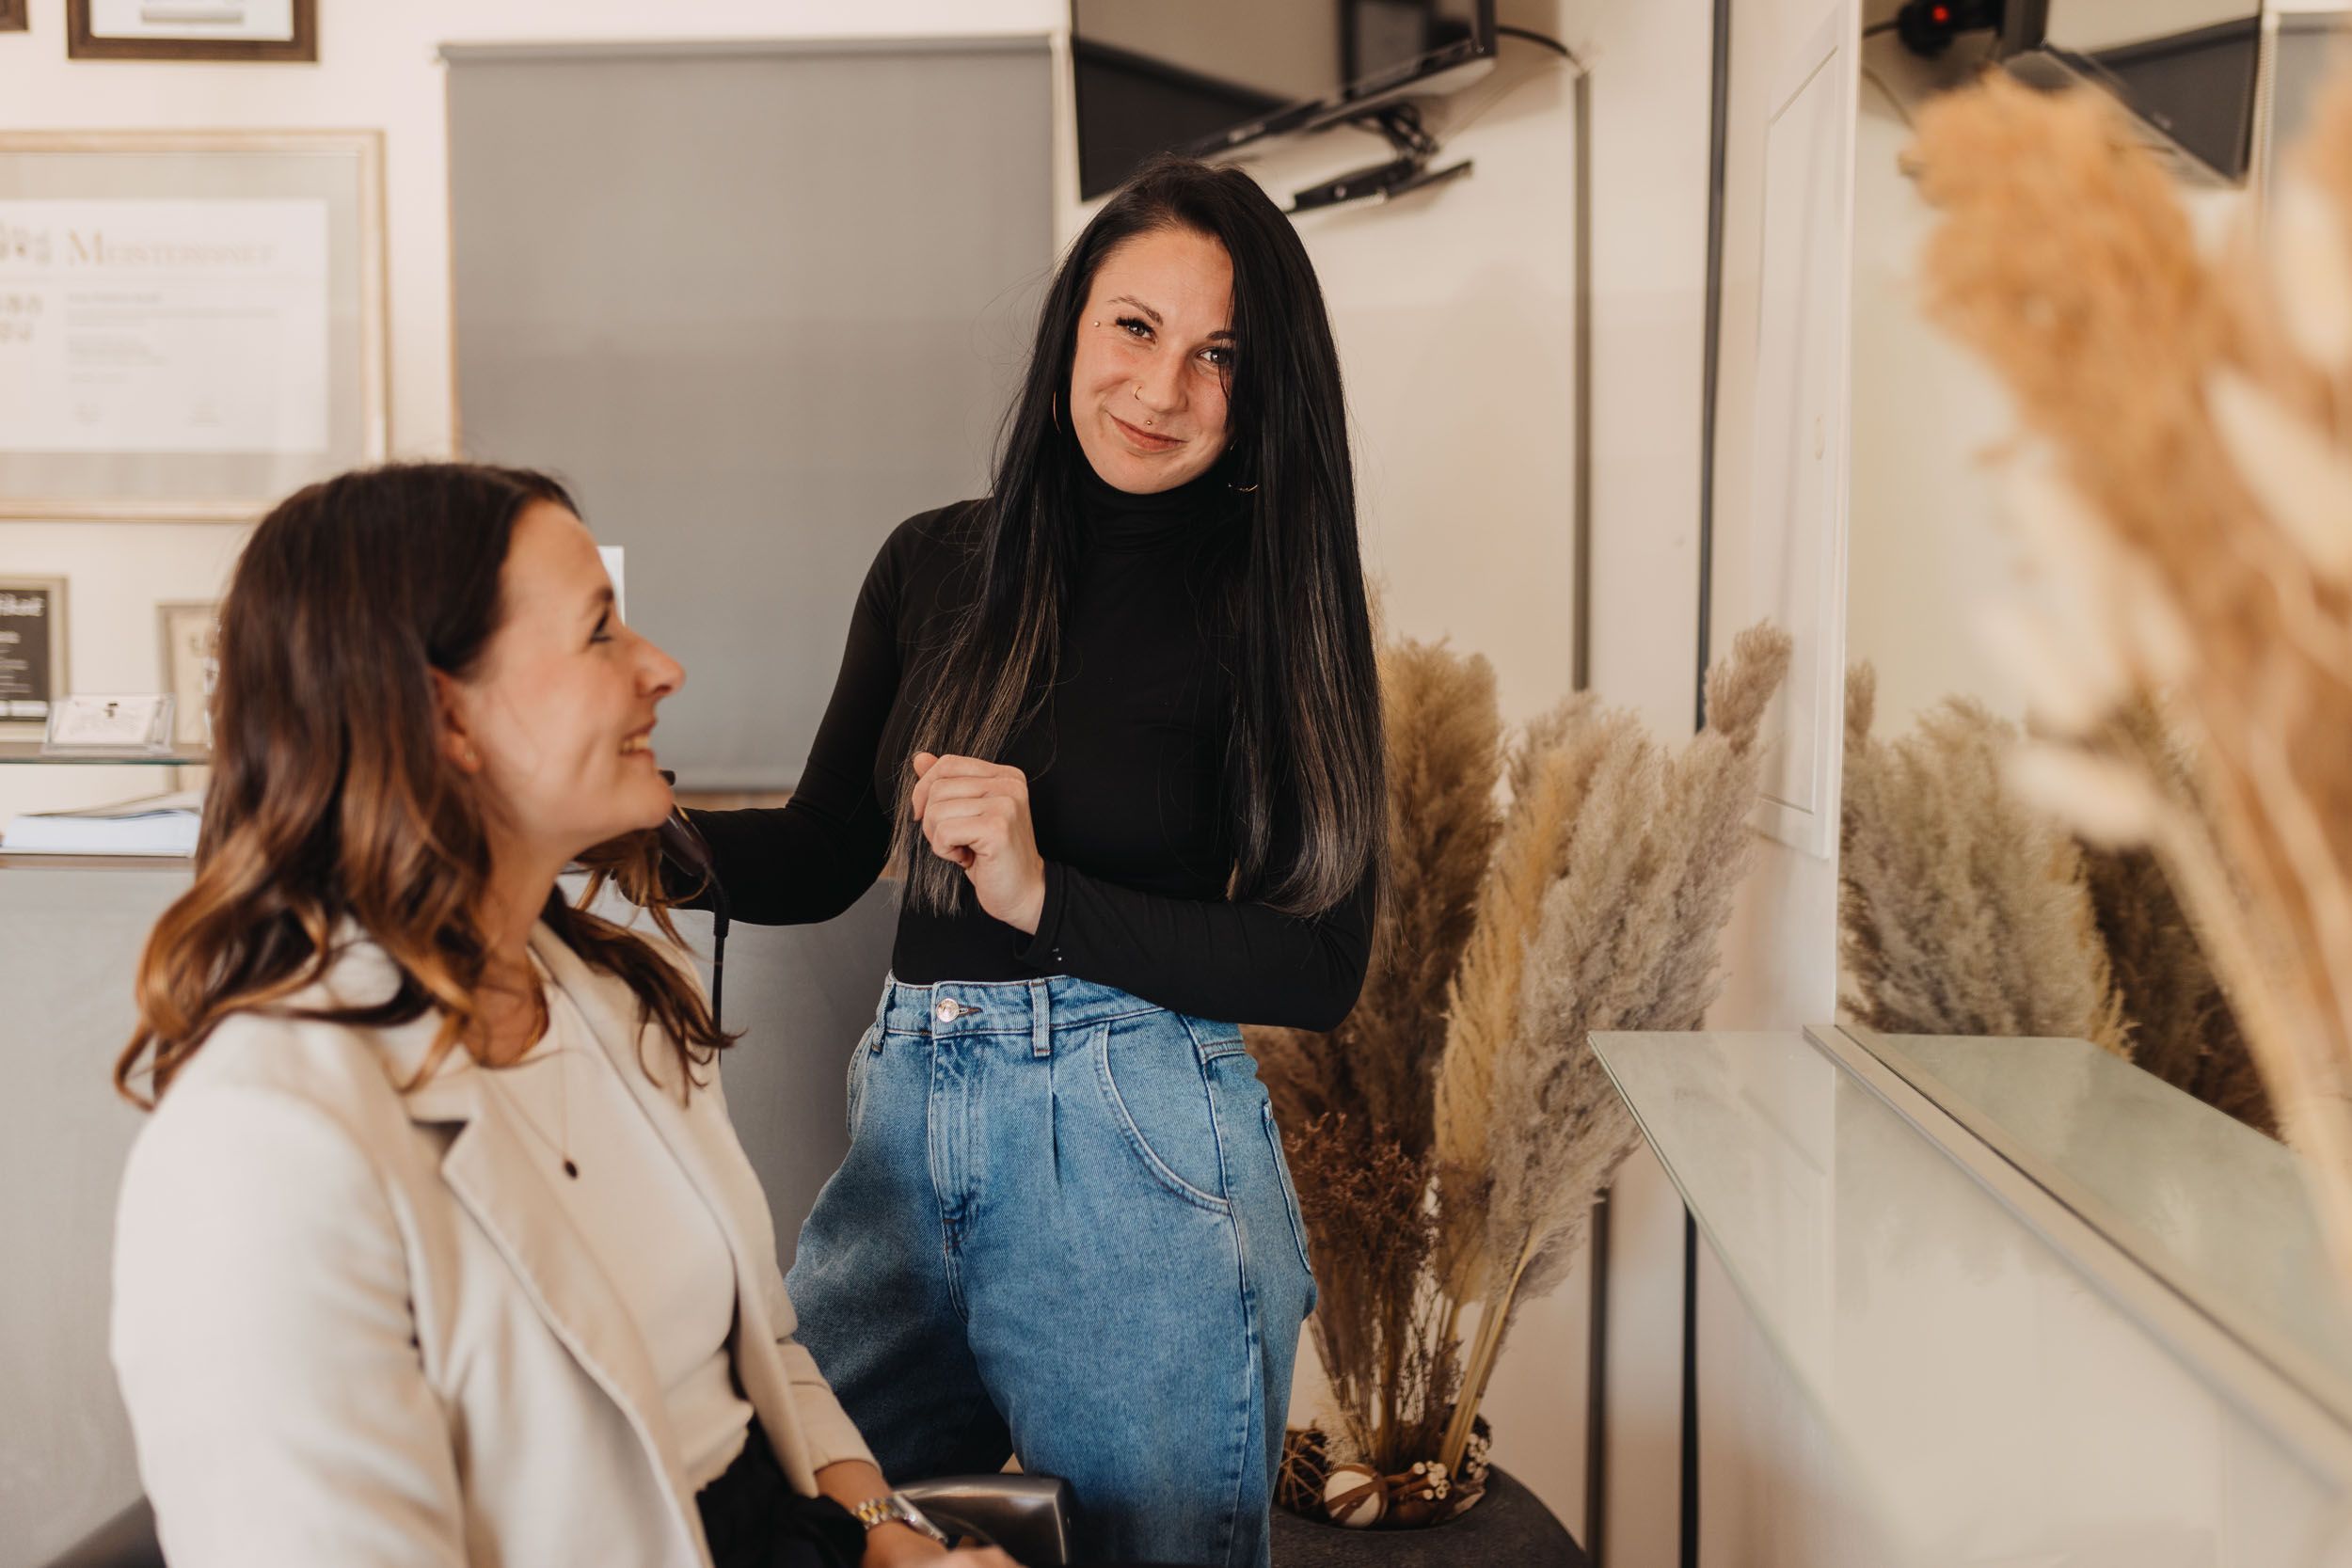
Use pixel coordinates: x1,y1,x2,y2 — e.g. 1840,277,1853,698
0,741,210,767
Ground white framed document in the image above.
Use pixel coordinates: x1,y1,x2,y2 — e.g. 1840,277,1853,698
0,575,66,732
69,0,315,62
0,131,385,519
155,600,218,747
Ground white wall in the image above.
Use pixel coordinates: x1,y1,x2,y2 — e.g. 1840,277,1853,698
1845,56,2028,740
1575,0,1713,741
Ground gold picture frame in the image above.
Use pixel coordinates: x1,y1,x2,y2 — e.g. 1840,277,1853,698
0,129,386,520
68,0,316,63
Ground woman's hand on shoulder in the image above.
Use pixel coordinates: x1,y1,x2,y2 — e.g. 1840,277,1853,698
909,753,1047,934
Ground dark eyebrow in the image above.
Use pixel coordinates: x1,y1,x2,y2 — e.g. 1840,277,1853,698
1110,294,1235,342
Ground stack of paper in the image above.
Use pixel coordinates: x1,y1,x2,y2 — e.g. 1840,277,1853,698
2,789,204,857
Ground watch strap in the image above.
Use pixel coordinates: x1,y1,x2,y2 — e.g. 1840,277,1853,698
850,1493,952,1546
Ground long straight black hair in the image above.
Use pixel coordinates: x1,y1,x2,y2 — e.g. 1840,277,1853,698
894,154,1385,919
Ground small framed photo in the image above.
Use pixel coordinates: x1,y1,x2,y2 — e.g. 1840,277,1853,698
1,0,28,35
68,0,316,63
0,575,66,732
156,600,218,747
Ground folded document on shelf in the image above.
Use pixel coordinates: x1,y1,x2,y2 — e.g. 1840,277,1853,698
2,789,204,857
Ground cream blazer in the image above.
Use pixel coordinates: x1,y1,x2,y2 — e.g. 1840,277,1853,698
110,923,876,1568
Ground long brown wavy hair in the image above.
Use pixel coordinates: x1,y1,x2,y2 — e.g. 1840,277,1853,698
118,463,726,1108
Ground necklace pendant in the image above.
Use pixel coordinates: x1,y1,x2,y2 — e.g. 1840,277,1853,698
563,1159,580,1180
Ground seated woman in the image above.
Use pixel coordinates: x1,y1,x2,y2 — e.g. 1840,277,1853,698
108,464,1016,1568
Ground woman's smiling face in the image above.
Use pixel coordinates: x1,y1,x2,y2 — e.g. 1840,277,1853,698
1068,225,1237,495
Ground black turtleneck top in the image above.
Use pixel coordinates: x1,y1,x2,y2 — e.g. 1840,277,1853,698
677,467,1375,1031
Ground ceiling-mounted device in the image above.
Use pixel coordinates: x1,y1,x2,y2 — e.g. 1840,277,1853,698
1070,0,1497,201
1286,102,1471,213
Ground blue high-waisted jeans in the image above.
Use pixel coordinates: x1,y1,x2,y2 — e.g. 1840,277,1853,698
782,974,1317,1568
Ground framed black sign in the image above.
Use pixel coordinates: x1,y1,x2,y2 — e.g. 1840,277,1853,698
0,576,65,727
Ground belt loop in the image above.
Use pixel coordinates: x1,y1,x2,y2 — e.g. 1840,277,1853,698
1030,978,1052,1058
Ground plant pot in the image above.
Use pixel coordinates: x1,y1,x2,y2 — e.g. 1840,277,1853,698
1270,1465,1584,1567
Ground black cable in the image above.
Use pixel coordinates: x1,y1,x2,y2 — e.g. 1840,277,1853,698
1496,23,1585,69
1679,1212,1699,1567
1865,17,1901,35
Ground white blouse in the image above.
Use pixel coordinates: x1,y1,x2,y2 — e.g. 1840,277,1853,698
470,968,755,1489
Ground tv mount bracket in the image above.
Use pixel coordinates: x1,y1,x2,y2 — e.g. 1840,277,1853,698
1287,102,1472,214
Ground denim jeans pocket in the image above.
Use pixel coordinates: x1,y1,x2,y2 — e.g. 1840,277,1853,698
844,1021,881,1140
1091,1018,1232,1213
1262,1101,1315,1281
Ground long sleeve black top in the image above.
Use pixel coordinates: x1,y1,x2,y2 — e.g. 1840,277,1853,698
677,467,1375,1031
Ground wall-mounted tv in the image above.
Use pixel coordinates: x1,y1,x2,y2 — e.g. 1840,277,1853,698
1073,0,1498,199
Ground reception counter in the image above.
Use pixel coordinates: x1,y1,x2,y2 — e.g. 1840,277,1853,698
0,859,897,1568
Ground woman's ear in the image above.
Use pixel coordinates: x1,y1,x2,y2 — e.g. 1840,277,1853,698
430,668,484,775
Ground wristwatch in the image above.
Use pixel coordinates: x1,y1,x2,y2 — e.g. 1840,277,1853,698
850,1492,953,1546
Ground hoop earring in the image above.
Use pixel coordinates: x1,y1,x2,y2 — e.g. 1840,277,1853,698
1222,443,1258,494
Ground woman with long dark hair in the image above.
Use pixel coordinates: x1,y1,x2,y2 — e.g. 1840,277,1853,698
674,155,1385,1567
110,465,1015,1568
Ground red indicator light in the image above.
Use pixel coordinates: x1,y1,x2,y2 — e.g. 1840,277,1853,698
1931,4,1950,20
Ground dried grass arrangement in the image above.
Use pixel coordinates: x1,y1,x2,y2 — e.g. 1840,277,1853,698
1908,71,2352,1268
1841,666,2272,1133
1840,661,2130,1054
1253,624,1790,1521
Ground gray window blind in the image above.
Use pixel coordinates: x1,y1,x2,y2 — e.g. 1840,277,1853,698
448,39,1053,788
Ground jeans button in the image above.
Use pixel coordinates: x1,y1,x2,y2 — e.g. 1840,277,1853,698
935,998,957,1024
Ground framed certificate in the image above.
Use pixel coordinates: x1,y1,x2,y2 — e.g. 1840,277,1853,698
0,130,385,519
68,0,316,62
156,599,218,747
0,576,67,731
